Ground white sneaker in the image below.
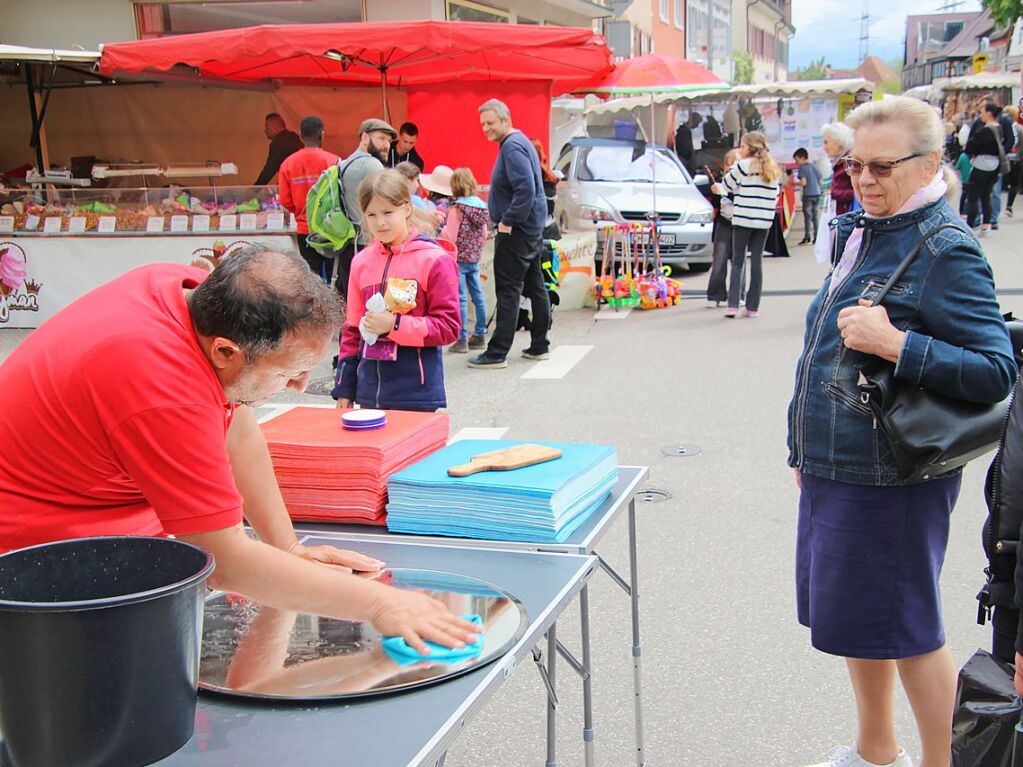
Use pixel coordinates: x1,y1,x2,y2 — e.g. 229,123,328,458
804,745,911,767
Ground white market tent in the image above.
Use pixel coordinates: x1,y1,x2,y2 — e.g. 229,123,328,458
934,71,1020,91
584,78,875,115
0,44,101,64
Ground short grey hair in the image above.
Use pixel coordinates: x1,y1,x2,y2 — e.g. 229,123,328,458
821,122,854,152
189,245,342,360
479,98,511,121
844,96,960,204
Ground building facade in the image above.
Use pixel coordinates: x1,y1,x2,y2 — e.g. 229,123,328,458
901,11,986,90
2,0,612,48
729,0,792,83
685,0,733,80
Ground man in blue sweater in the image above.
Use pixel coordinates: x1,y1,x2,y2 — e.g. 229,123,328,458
469,98,551,369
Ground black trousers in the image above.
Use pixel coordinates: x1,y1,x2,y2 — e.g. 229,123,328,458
296,234,335,285
968,168,999,226
487,228,550,359
335,239,357,300
992,605,1018,664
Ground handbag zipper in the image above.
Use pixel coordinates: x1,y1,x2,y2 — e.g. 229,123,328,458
792,223,871,466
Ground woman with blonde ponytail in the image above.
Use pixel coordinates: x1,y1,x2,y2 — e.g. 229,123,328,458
720,131,781,317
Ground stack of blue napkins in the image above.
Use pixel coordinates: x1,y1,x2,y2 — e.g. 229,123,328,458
386,440,618,542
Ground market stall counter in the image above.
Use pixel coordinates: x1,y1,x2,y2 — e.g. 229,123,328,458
0,183,296,329
153,538,596,767
258,402,648,767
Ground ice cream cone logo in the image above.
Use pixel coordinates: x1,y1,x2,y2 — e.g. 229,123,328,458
0,242,40,324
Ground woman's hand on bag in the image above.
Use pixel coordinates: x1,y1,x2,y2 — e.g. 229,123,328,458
836,299,907,363
336,398,352,410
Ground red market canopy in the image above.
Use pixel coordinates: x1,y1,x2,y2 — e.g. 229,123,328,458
572,53,728,96
98,21,613,95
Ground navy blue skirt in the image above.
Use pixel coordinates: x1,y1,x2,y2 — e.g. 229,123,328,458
796,472,962,659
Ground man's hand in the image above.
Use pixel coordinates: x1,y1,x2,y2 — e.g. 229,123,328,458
363,310,395,336
290,543,384,574
836,299,906,363
369,588,480,655
497,222,513,234
794,469,802,489
335,398,352,410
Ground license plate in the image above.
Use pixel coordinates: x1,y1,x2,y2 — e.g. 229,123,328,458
634,233,675,246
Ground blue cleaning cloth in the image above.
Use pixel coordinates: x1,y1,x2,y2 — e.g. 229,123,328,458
381,614,484,667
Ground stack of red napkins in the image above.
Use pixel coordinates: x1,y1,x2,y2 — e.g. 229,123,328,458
260,407,450,524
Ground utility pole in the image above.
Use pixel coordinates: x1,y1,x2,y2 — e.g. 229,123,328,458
858,0,871,63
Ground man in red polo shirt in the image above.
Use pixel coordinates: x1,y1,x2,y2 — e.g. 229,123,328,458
0,247,475,653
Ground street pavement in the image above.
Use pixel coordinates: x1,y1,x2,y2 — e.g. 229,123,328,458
1,213,1021,766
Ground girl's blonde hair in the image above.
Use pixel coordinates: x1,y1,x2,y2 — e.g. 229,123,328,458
723,148,740,170
741,131,780,184
357,169,411,213
450,167,478,198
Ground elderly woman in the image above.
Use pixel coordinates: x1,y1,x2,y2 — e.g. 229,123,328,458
814,122,857,262
788,97,1016,767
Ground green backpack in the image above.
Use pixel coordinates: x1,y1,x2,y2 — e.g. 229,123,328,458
305,159,356,254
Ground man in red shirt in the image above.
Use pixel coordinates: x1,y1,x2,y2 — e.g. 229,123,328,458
278,115,340,283
0,247,476,653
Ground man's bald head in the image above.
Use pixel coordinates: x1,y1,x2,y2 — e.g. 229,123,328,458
189,246,341,360
264,113,287,139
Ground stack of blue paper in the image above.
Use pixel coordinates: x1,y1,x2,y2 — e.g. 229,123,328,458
386,440,618,542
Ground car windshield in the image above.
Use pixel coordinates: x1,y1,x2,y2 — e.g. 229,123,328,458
578,145,689,184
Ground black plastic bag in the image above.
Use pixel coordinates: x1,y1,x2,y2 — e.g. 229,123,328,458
952,649,1022,767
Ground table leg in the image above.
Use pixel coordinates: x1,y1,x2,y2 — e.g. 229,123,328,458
547,624,558,767
580,584,595,767
628,499,646,767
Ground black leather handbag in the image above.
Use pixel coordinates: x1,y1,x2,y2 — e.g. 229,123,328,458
858,224,1020,483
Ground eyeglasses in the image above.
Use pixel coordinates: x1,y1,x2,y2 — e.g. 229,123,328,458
841,152,925,178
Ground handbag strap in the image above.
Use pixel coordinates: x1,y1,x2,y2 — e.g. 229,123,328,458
869,223,961,307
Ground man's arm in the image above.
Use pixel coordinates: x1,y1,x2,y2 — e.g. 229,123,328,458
177,524,478,653
225,405,299,550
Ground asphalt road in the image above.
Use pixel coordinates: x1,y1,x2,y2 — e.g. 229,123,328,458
2,213,1022,766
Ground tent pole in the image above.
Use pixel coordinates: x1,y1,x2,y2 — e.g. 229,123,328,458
380,67,390,123
24,63,46,173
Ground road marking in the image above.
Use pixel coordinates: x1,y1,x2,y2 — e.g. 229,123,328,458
594,307,633,320
521,345,593,380
449,427,509,444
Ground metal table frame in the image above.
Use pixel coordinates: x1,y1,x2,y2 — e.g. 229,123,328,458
294,466,650,767
149,538,597,767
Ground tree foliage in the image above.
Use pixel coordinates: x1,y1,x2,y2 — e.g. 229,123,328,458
732,51,754,84
982,0,1023,28
792,56,830,81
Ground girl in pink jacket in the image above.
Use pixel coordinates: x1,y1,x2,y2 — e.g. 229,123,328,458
332,170,460,411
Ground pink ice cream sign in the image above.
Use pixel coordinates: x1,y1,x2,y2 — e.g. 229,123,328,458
0,243,41,323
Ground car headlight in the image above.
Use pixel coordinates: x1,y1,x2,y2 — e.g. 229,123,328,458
690,210,714,224
577,205,613,222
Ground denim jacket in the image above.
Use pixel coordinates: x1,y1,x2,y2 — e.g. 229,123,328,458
787,198,1016,486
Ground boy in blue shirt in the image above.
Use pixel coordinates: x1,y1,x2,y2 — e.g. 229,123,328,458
794,147,823,245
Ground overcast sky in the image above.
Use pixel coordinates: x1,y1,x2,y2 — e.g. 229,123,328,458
788,0,982,70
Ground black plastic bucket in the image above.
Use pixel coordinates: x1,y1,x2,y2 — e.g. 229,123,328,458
0,536,215,767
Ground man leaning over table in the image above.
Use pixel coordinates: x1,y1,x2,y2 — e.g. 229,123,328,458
0,246,477,653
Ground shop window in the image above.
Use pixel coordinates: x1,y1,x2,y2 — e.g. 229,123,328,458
447,0,509,23
133,1,357,39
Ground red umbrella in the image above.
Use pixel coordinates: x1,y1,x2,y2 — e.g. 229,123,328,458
99,21,614,118
572,53,727,96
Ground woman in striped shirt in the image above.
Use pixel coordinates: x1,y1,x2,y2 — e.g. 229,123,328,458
722,131,781,317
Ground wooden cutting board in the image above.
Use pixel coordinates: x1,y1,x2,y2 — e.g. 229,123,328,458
447,444,563,477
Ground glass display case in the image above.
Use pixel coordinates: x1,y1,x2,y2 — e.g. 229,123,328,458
0,184,293,235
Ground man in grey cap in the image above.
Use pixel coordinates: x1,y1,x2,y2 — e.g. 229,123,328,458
334,118,397,297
